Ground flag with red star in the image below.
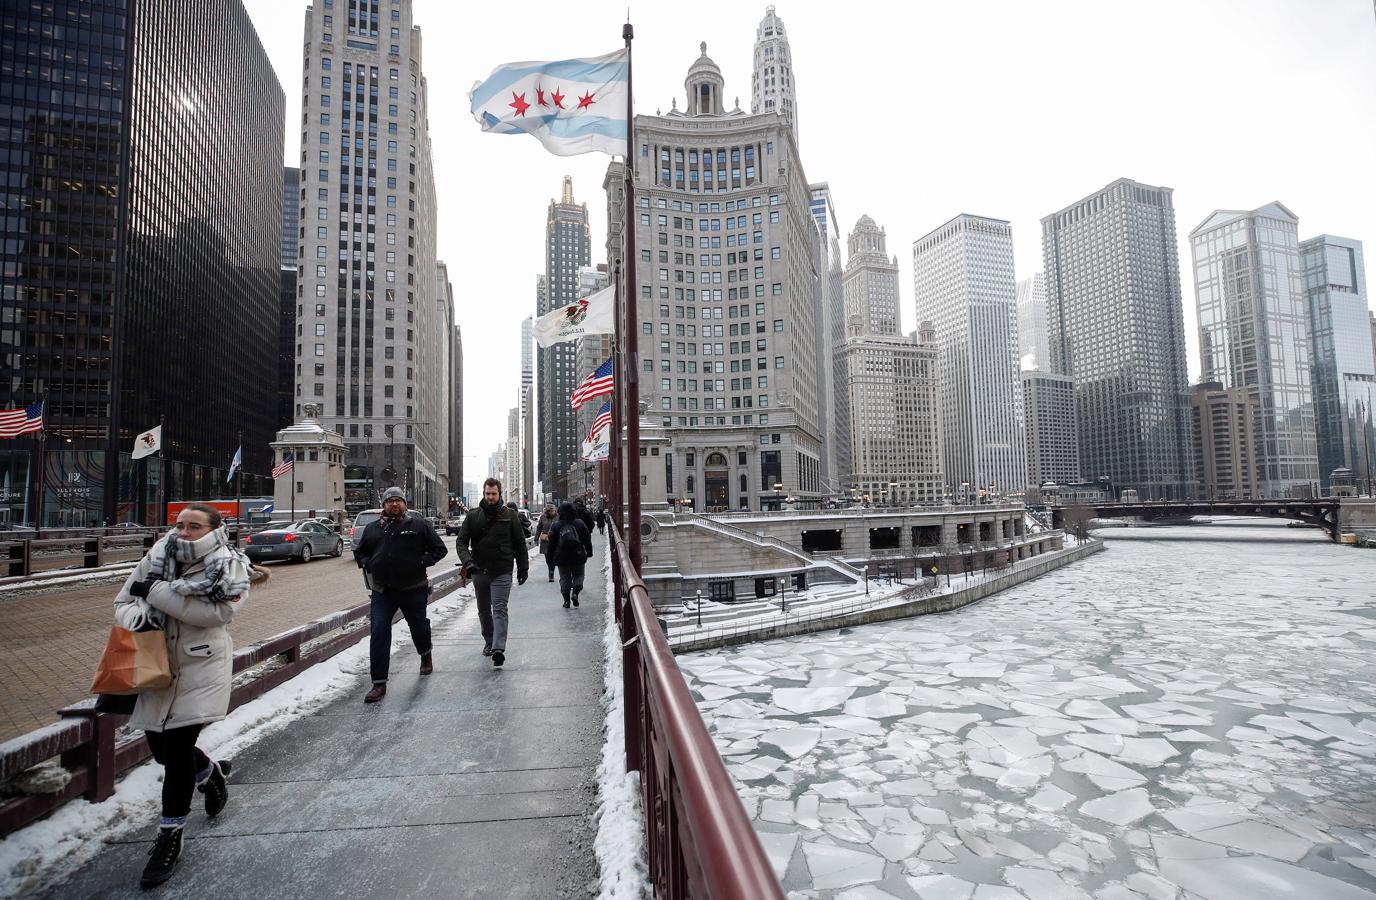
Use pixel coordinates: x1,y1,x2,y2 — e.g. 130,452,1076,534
469,50,628,157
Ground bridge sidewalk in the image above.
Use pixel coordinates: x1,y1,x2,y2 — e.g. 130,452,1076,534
42,556,608,899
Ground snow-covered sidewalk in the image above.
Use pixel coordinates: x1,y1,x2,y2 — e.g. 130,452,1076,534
5,552,634,899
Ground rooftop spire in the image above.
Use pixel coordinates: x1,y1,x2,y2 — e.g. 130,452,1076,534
561,175,574,205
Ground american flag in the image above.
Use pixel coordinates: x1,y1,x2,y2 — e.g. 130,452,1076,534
570,357,613,409
271,452,294,479
584,400,612,443
0,401,44,439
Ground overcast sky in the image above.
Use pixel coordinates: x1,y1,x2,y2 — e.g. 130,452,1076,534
240,0,1376,482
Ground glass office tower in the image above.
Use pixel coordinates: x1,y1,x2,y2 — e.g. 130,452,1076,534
0,0,284,524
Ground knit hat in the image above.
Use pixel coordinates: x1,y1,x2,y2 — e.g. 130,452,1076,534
381,487,406,502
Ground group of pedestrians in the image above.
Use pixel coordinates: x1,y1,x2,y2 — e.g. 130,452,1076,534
109,482,602,888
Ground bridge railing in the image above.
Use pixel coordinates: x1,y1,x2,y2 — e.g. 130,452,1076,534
0,564,466,838
608,522,783,899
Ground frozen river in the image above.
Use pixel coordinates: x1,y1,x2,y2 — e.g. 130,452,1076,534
680,521,1376,899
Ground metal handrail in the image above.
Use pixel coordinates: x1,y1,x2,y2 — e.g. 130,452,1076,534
677,513,865,581
0,563,467,837
609,522,783,899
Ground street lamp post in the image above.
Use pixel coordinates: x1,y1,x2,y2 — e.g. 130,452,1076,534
773,481,783,510
889,481,898,508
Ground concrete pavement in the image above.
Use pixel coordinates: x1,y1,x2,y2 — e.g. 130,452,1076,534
40,554,608,899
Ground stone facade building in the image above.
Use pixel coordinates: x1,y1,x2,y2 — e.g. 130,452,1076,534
296,0,445,515
604,40,823,512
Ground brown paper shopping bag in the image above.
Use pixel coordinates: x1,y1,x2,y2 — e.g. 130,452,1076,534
90,626,173,694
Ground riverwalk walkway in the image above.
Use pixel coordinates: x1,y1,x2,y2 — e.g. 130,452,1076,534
40,562,608,899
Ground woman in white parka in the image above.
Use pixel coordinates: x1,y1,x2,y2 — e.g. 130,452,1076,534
112,502,269,889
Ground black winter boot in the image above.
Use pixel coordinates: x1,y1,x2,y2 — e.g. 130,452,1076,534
140,826,184,888
198,760,232,818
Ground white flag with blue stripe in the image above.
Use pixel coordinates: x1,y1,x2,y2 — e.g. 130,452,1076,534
469,50,628,157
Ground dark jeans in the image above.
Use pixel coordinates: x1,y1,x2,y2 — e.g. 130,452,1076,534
145,725,208,819
558,561,586,601
370,586,432,683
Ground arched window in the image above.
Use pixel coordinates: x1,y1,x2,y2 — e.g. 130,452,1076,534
706,452,727,467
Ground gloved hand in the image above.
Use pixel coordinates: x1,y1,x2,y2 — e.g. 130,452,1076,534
129,580,152,598
517,571,528,586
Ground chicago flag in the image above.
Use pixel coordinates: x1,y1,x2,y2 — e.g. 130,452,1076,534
469,50,628,157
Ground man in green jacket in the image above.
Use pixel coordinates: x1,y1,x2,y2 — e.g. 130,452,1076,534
455,477,529,668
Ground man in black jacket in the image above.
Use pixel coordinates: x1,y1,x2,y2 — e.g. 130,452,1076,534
455,478,529,668
353,486,448,703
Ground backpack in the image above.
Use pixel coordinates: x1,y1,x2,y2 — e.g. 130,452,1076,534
554,521,584,561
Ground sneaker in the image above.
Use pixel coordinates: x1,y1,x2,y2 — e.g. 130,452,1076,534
482,645,493,657
562,599,570,608
492,650,505,668
419,652,433,675
197,760,232,818
364,683,386,703
140,826,183,889
572,593,580,608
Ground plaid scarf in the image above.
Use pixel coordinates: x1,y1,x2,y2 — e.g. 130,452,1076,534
118,527,251,630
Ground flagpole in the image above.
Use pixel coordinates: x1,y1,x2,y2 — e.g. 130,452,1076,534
30,394,46,530
610,261,622,532
235,430,242,546
622,21,642,573
157,414,166,528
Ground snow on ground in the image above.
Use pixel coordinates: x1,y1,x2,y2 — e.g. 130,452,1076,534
0,564,137,594
0,579,474,897
594,542,652,899
679,522,1376,899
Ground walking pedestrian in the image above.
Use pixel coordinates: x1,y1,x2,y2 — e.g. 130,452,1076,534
534,504,558,582
550,501,594,608
573,497,596,538
595,502,606,536
456,478,529,667
113,503,270,889
352,486,448,704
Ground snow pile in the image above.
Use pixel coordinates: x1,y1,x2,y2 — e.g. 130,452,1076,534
593,543,651,899
0,585,473,897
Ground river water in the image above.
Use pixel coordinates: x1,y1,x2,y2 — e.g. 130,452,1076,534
680,520,1376,899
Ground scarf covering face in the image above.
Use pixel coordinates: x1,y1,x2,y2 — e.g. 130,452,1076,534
118,526,250,630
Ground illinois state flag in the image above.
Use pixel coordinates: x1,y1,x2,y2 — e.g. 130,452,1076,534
533,285,614,347
469,50,628,157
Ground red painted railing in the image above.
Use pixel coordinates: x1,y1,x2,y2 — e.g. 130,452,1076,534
609,523,783,899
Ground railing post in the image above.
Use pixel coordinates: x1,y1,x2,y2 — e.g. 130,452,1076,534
58,705,118,802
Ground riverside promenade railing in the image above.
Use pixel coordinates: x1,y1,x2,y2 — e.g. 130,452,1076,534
0,564,466,838
609,522,783,899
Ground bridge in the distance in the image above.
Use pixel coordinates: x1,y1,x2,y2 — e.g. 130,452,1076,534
1051,498,1342,540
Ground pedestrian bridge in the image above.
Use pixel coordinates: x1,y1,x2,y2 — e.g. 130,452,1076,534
1051,498,1341,539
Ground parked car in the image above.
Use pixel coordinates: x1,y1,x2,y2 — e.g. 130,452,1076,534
348,509,383,546
444,517,463,536
305,516,341,533
244,520,344,563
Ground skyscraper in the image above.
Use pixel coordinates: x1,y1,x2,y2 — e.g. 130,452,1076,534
843,216,900,336
1190,203,1318,497
0,0,284,526
913,215,1026,500
296,0,443,514
1190,381,1259,500
605,42,823,511
1299,235,1372,487
434,261,455,506
540,178,590,498
520,315,535,503
809,183,849,492
281,168,302,431
1015,273,1049,373
843,320,943,505
1022,373,1079,487
751,6,798,146
1042,179,1193,500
